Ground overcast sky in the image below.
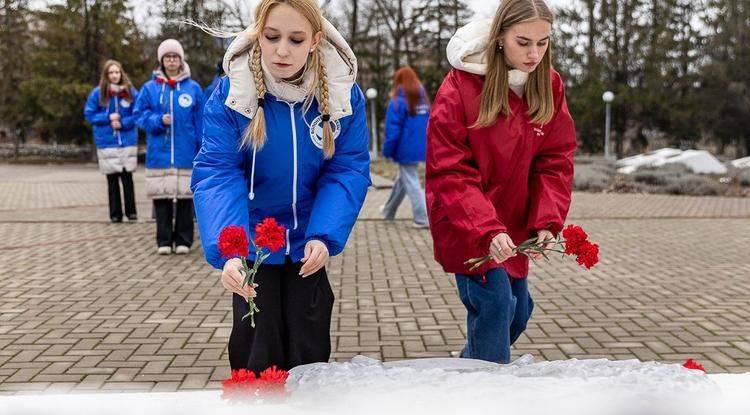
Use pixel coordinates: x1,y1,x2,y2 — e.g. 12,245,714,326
126,0,575,35
32,0,575,36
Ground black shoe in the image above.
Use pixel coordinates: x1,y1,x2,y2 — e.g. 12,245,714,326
110,217,123,223
126,214,138,221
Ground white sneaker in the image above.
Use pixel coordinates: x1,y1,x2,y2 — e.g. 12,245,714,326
157,246,172,255
411,222,429,229
175,245,190,255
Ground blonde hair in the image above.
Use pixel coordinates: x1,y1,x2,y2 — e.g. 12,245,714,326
474,0,555,128
239,0,335,158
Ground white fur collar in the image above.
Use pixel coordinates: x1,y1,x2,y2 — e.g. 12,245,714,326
222,18,357,120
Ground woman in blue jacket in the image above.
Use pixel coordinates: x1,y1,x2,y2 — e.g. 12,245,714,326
84,60,139,223
381,66,429,228
192,0,370,373
134,39,203,255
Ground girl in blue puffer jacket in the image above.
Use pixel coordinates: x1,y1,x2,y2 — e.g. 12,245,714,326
191,0,370,373
84,60,139,223
381,66,429,228
134,39,203,255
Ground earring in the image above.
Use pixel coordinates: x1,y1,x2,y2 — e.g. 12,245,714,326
498,43,504,50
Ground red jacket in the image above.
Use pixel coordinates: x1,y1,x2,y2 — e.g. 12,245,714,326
425,69,576,278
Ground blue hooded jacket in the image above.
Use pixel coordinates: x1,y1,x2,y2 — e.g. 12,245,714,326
84,86,139,149
191,77,372,269
203,75,223,104
134,70,204,169
382,88,429,163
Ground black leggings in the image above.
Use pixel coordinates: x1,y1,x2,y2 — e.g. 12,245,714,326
228,258,335,373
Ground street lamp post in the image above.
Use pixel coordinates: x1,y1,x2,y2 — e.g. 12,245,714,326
602,91,615,159
365,88,378,160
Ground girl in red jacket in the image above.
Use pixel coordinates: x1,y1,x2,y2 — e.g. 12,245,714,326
426,0,576,363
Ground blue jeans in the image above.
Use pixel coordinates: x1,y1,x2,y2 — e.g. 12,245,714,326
455,268,534,364
382,163,428,225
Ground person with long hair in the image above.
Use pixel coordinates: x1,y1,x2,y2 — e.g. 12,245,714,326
191,0,370,373
381,66,429,228
134,39,203,255
84,60,139,223
426,0,576,363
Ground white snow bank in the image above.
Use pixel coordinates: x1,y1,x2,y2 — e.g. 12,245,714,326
617,148,683,174
654,150,728,174
730,156,750,169
617,148,728,175
2,355,749,415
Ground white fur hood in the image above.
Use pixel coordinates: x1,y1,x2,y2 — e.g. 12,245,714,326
446,19,493,75
222,18,358,120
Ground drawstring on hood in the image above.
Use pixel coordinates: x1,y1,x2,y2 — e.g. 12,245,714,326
248,146,257,200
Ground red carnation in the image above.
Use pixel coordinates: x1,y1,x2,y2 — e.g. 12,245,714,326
562,224,589,255
575,242,600,269
683,358,707,373
218,225,249,259
254,218,286,253
221,369,257,400
259,365,288,383
156,77,177,88
221,367,288,401
257,366,288,393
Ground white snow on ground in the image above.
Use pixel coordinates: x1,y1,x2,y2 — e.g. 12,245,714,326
617,148,728,175
617,148,683,174
653,150,728,174
2,356,749,415
730,156,750,169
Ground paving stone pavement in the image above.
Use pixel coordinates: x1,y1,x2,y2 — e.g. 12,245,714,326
0,163,748,394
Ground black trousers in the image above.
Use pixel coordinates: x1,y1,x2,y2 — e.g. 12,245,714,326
153,199,194,247
106,170,136,220
228,258,335,373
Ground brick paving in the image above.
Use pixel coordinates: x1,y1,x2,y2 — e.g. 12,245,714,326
0,163,748,394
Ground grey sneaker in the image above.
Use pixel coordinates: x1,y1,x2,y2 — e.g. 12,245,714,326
157,246,172,255
411,222,429,229
175,245,190,255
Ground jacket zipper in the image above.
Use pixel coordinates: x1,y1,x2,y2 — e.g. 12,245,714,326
114,97,122,146
287,102,299,255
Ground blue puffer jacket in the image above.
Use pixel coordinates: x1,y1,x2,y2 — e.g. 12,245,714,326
382,88,429,163
84,86,139,149
191,77,372,269
134,69,203,168
203,75,223,103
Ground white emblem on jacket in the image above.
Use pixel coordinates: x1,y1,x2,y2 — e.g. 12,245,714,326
309,115,342,150
178,94,193,108
120,99,131,108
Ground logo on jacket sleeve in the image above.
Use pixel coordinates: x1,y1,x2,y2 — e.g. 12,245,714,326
309,115,341,150
178,94,193,108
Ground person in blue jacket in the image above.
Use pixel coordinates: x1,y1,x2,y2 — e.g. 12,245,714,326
84,60,139,223
134,39,203,255
191,0,370,373
203,60,225,103
381,66,430,228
